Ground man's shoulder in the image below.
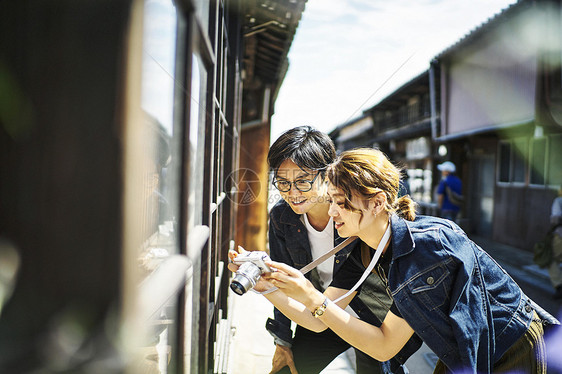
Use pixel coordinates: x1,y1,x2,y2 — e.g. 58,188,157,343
270,199,298,224
446,175,462,191
270,198,289,215
447,174,461,183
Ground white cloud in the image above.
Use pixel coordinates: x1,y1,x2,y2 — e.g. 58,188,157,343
271,0,518,141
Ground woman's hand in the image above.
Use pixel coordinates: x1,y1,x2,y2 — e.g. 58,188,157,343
263,261,323,310
227,246,275,293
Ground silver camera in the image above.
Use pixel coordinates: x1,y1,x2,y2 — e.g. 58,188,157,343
230,251,273,295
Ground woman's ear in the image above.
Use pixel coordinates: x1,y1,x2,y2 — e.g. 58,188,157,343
371,192,386,214
367,198,379,215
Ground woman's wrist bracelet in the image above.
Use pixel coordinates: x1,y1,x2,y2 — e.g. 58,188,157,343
311,297,330,318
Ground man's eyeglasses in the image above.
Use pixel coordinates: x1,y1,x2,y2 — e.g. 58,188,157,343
272,172,322,192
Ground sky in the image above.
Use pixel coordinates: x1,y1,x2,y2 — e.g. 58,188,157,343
270,0,519,141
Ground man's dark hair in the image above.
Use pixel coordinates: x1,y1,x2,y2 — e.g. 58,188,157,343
267,126,336,174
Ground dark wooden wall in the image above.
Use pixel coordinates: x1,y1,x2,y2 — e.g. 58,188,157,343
493,186,557,250
0,0,131,370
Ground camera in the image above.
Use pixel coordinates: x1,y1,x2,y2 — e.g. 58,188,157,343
230,251,273,295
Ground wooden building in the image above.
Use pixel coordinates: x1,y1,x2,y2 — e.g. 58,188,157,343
330,114,374,152
331,0,562,250
0,0,305,373
433,0,562,246
330,71,440,216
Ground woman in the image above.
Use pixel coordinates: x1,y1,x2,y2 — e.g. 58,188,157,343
234,147,557,373
265,128,416,374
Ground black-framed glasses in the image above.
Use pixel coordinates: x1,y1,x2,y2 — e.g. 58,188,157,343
272,172,322,192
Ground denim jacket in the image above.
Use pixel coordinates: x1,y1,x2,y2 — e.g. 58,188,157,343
388,214,557,373
266,199,354,345
266,200,422,369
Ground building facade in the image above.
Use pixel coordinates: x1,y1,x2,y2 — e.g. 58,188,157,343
331,0,562,250
434,0,562,247
331,71,441,217
0,0,305,373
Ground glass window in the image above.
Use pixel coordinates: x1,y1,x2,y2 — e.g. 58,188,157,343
139,0,180,257
195,0,210,32
512,138,527,183
422,93,431,116
548,134,562,186
183,55,207,373
530,137,546,185
498,141,511,183
136,0,182,372
187,53,208,249
407,167,433,203
498,138,529,184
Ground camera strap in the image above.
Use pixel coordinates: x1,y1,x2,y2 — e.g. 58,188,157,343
299,236,358,275
302,221,391,303
259,236,359,295
263,223,391,299
332,222,391,303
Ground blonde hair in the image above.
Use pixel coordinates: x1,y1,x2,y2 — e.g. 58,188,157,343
327,148,416,221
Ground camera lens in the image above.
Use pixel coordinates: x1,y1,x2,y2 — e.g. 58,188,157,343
230,280,246,296
230,272,253,295
230,262,261,296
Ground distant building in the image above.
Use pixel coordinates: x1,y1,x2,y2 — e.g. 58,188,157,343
432,0,562,248
330,70,440,216
331,114,373,152
331,0,562,251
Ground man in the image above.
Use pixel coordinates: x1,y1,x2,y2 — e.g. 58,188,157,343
436,161,462,222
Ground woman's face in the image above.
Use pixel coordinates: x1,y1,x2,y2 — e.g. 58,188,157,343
326,183,375,238
274,159,326,215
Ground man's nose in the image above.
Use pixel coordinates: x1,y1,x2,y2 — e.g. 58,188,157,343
288,184,301,195
328,203,338,217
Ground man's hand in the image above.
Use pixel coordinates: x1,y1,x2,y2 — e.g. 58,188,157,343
227,246,275,293
269,344,298,374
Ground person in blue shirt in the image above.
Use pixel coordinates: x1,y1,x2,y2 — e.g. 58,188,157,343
436,161,462,222
232,147,558,373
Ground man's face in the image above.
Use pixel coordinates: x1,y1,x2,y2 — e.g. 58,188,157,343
274,159,325,215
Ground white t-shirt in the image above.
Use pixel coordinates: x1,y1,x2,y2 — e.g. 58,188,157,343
301,214,359,318
302,214,334,290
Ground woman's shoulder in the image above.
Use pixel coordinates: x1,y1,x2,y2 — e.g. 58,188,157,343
392,216,471,269
410,215,462,230
403,215,468,248
412,216,474,256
